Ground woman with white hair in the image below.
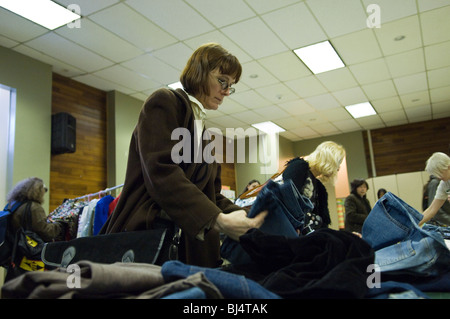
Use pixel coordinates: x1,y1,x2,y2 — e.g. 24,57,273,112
419,152,450,226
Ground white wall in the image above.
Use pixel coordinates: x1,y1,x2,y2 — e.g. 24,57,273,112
367,171,430,212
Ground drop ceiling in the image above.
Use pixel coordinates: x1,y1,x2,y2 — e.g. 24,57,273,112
1,0,449,141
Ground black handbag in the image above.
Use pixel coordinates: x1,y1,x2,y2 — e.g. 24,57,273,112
41,221,181,269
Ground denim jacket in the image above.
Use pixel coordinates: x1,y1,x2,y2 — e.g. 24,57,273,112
221,179,313,265
362,192,450,276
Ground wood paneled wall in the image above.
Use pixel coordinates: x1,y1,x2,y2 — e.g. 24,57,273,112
363,117,450,177
50,73,107,212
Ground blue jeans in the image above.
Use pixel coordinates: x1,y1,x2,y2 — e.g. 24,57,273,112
362,192,450,276
220,179,313,265
161,260,281,299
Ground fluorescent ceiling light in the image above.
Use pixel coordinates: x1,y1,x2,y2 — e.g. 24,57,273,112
345,102,377,119
168,81,183,90
252,121,285,134
0,0,80,30
293,41,345,74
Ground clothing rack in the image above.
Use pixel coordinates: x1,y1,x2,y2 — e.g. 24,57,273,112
73,184,124,201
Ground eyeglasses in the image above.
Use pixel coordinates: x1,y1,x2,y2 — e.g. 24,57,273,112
217,78,235,94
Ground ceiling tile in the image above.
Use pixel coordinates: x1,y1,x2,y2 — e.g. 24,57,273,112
304,93,341,110
245,0,299,14
430,86,450,103
306,0,367,38
349,58,391,85
258,51,311,82
72,74,134,94
417,0,450,12
361,0,417,24
221,17,287,59
332,87,368,106
432,101,450,117
185,0,255,28
121,54,180,86
362,80,397,100
229,90,272,110
207,115,247,129
279,130,303,141
126,0,215,40
183,30,252,63
399,90,430,108
316,68,358,91
93,65,160,91
404,104,432,121
278,99,316,116
332,28,382,65
273,117,304,130
385,48,425,78
427,66,450,89
291,126,321,139
230,110,266,125
319,107,353,121
0,8,47,42
373,15,422,56
424,41,450,70
239,60,279,88
54,0,120,15
217,99,248,115
24,33,113,72
332,118,362,132
310,122,341,136
89,3,177,52
255,83,298,104
393,72,428,95
379,110,407,124
371,96,403,113
355,115,385,130
151,42,194,71
285,76,328,98
262,2,328,49
56,18,143,63
420,5,450,46
253,105,291,120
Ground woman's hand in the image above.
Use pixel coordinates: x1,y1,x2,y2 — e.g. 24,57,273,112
214,209,268,241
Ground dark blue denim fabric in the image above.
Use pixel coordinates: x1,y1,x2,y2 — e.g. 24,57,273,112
162,287,206,299
220,179,313,265
362,192,450,276
161,260,281,299
366,281,429,299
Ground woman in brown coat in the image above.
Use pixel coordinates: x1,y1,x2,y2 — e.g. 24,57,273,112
102,43,267,267
7,177,62,242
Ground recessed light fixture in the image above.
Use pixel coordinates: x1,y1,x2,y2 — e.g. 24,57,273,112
345,102,377,119
0,0,81,30
168,81,183,90
293,41,345,74
252,121,285,134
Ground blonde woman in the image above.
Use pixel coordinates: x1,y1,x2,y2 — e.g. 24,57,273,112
282,141,346,230
419,152,450,226
6,177,63,242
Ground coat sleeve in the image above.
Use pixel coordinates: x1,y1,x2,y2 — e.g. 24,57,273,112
30,202,62,242
135,90,224,238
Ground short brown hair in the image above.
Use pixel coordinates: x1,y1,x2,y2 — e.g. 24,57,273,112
180,43,242,97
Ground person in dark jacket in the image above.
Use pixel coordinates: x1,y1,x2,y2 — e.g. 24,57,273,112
7,177,62,242
101,43,267,268
344,179,372,233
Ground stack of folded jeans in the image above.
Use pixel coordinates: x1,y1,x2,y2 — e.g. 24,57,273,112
362,192,450,277
221,179,313,265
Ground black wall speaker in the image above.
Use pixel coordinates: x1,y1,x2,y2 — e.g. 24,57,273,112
51,112,76,154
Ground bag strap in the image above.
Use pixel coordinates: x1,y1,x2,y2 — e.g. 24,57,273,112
20,202,33,231
238,168,286,200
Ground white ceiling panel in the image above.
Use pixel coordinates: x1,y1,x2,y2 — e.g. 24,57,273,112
306,0,367,38
262,2,328,49
186,0,255,28
1,1,448,142
221,17,287,59
331,28,382,65
55,18,143,63
89,3,178,52
24,33,113,72
126,0,215,40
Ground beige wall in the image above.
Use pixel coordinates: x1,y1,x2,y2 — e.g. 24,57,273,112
106,90,144,189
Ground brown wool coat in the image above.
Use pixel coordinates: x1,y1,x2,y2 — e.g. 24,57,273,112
102,88,242,267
